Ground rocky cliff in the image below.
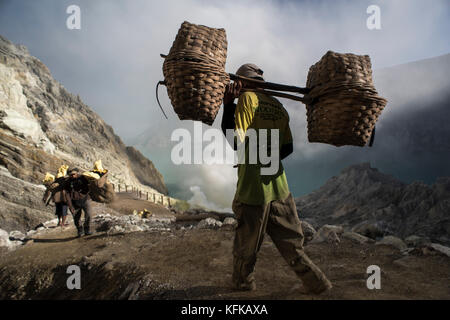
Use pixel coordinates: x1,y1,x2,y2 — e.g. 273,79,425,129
0,35,167,231
125,146,168,194
295,163,450,245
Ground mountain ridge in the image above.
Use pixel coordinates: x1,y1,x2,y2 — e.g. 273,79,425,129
0,34,168,231
295,162,450,245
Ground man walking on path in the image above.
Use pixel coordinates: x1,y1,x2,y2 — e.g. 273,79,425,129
64,168,93,237
221,63,332,294
42,177,70,228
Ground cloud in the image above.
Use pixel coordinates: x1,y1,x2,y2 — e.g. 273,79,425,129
187,185,232,212
1,0,449,208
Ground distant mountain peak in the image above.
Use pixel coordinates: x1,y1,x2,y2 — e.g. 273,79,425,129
296,163,450,244
322,162,404,192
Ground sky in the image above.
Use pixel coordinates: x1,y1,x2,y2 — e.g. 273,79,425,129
1,0,449,210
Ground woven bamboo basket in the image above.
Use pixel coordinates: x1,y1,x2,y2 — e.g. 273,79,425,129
87,172,116,204
162,21,230,125
306,51,387,147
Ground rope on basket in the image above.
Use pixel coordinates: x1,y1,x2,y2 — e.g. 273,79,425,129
156,80,168,119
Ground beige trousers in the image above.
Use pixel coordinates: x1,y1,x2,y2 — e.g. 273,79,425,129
232,193,331,292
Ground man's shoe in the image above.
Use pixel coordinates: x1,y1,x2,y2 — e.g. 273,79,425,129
232,280,256,291
303,278,332,295
84,231,93,236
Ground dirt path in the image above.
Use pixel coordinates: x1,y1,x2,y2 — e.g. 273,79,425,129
1,226,449,299
0,193,449,300
107,192,174,217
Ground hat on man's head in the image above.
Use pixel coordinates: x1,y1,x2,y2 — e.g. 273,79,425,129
236,63,264,81
68,167,80,174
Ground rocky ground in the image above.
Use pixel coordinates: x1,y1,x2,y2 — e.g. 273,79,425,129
0,165,54,233
1,192,449,300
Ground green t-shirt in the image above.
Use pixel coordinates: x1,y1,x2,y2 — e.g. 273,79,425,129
234,91,292,205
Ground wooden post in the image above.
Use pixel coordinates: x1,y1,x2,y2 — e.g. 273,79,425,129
139,190,142,199
161,194,163,205
168,197,171,207
146,192,149,200
153,193,156,203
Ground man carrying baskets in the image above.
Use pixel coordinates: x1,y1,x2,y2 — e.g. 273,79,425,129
64,168,93,238
221,63,332,294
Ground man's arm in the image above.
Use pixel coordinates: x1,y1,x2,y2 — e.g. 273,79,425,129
280,143,293,160
280,122,294,160
42,187,51,204
65,190,76,215
221,81,242,150
221,102,237,150
61,180,76,214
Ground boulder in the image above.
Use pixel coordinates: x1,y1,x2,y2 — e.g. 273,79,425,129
147,216,175,225
428,243,450,258
342,231,372,244
376,236,407,251
9,230,26,241
310,225,343,244
404,235,430,247
322,224,344,234
107,225,125,235
327,231,340,244
96,220,114,232
0,228,11,248
352,222,384,239
197,218,222,229
26,230,37,237
301,221,316,242
124,224,144,233
221,217,237,230
43,219,58,228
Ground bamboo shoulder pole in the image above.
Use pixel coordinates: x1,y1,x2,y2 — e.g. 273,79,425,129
229,73,311,94
242,89,308,103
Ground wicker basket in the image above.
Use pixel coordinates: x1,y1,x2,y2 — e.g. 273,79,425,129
87,172,116,204
162,21,230,125
306,51,387,147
